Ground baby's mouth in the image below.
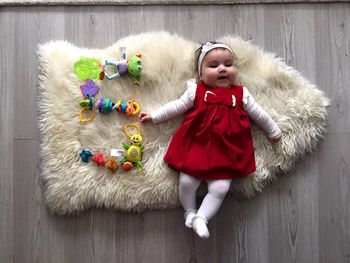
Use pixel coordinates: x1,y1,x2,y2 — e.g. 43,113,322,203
218,76,228,80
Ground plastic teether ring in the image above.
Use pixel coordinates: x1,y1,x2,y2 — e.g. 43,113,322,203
80,107,95,123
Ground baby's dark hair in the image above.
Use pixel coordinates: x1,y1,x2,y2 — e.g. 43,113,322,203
195,41,216,74
195,41,237,76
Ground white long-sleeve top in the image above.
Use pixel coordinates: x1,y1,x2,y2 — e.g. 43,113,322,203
151,79,281,139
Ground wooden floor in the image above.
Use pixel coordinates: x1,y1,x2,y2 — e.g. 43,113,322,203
1,4,350,263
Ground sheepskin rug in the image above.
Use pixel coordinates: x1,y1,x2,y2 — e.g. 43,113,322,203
37,31,329,215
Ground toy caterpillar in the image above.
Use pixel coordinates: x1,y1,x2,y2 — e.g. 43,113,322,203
79,96,141,123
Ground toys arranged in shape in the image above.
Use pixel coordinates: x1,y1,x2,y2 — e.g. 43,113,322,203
74,49,142,84
79,96,141,123
79,124,145,173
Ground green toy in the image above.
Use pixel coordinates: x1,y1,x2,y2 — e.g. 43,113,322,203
127,54,143,84
74,57,102,81
102,53,142,84
120,124,145,171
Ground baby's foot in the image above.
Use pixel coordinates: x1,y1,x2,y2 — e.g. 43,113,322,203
184,209,197,228
192,214,210,239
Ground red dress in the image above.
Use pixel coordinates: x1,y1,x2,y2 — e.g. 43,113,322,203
164,82,256,180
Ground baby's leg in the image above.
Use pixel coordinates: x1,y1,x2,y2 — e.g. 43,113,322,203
198,179,232,220
192,179,232,239
178,172,201,228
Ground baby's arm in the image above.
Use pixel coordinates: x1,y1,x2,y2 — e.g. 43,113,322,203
243,88,282,142
139,79,196,124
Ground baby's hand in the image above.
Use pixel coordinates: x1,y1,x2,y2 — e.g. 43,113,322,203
139,112,152,123
268,132,282,144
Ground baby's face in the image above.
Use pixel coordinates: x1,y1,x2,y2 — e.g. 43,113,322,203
200,48,237,88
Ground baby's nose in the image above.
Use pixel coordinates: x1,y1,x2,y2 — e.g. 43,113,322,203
218,65,226,72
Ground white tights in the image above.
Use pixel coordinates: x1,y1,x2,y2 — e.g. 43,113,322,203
179,172,231,238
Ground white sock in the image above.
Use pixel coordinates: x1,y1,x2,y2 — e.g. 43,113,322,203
192,214,209,239
184,209,197,228
191,179,231,239
178,173,201,227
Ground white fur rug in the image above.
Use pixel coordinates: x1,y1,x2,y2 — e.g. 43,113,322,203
38,32,329,215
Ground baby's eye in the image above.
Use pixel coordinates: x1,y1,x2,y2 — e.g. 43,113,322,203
225,63,233,67
209,64,217,68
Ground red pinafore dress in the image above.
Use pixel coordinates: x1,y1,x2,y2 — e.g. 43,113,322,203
164,82,256,180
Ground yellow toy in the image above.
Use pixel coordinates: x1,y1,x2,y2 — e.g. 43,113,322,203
114,99,141,116
79,107,95,123
120,123,145,171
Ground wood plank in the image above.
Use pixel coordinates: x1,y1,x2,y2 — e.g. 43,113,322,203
0,8,14,263
262,6,321,262
13,140,41,263
1,0,350,7
315,4,350,134
265,154,320,262
13,6,65,140
318,133,350,263
216,195,270,263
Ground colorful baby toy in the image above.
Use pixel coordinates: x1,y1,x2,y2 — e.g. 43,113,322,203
79,96,141,123
74,47,143,123
79,149,120,173
74,57,103,81
103,54,143,84
74,47,142,84
125,53,143,84
80,79,100,97
120,123,145,171
79,124,145,173
80,149,93,163
76,48,145,174
105,157,119,173
102,47,143,84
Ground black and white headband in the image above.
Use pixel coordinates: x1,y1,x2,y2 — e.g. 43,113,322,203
197,42,234,76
